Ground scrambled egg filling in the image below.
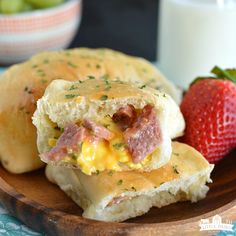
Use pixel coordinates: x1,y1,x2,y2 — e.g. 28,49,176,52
48,116,151,175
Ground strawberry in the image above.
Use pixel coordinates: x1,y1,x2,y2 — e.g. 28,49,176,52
180,67,236,164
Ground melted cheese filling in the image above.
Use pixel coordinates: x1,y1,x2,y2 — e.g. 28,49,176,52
49,116,152,175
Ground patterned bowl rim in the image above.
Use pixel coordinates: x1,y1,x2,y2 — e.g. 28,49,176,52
0,0,81,19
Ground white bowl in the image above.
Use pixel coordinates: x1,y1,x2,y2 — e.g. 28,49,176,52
0,0,82,65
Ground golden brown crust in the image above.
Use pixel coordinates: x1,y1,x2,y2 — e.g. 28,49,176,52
0,48,180,173
33,79,184,173
45,142,214,222
74,142,211,203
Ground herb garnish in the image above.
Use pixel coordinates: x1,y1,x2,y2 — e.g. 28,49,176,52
168,190,174,196
68,62,77,68
139,85,146,89
100,95,108,101
88,75,95,80
108,170,113,176
67,148,77,160
113,143,125,150
68,152,77,160
65,94,78,99
24,86,33,94
117,179,123,185
131,186,137,191
96,170,100,175
96,64,101,69
41,79,47,84
37,69,46,77
101,74,109,81
173,153,179,156
172,165,179,174
68,85,78,90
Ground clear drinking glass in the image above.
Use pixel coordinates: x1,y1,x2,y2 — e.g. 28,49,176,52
158,0,236,88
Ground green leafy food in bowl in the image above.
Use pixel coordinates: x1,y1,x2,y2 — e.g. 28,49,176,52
0,0,65,14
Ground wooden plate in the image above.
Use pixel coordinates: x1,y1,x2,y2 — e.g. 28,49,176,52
0,150,235,236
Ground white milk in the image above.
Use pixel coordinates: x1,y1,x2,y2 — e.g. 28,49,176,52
158,0,236,88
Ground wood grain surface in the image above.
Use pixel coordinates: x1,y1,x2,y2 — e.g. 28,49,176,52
0,150,235,236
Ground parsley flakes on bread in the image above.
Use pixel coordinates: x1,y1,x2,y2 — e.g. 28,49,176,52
33,79,184,175
0,48,181,174
46,142,214,222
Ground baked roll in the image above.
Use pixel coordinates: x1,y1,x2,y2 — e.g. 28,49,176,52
33,79,185,174
0,48,181,174
46,142,214,222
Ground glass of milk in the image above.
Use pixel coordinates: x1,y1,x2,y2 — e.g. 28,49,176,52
158,0,236,88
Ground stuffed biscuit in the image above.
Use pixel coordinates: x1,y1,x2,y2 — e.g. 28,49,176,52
33,79,185,175
46,142,214,222
0,48,181,174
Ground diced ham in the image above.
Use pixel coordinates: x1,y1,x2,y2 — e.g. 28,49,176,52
41,104,161,165
83,119,113,140
41,120,113,163
123,105,162,163
112,104,137,131
41,124,87,162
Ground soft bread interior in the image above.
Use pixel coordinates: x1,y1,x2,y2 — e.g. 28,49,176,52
33,79,185,173
46,142,214,222
0,47,181,174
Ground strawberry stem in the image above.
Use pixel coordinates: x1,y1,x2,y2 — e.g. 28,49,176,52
211,66,236,83
191,66,236,86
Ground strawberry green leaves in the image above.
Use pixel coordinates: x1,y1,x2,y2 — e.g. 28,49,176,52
191,66,236,87
211,66,236,83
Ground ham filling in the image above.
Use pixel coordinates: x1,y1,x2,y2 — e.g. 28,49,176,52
83,118,114,140
42,104,162,164
112,104,162,163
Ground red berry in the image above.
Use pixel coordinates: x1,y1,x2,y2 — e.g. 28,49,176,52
180,79,236,163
